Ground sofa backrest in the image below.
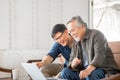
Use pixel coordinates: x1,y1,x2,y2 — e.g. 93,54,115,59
108,41,120,69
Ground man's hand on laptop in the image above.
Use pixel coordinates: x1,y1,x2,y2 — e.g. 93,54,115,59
36,61,44,68
36,55,53,68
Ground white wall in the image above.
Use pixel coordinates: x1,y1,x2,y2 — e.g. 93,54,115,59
0,0,89,50
0,0,89,79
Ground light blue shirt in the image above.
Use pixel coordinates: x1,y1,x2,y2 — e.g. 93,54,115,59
82,46,88,67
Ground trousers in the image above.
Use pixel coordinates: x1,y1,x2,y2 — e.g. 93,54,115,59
61,67,106,80
41,63,64,77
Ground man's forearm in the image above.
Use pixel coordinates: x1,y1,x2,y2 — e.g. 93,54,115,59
42,55,53,66
86,65,96,74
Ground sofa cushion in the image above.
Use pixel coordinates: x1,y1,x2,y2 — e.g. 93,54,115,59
108,41,120,69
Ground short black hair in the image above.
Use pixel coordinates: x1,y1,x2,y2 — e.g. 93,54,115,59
51,24,67,38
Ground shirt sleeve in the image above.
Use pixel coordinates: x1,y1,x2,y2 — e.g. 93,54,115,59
90,30,107,67
47,42,61,61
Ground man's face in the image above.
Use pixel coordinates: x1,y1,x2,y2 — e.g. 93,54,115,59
67,21,83,41
53,30,69,46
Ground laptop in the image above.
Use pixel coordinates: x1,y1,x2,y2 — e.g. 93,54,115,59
21,63,66,80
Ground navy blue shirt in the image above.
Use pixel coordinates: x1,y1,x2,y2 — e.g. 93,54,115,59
48,42,71,66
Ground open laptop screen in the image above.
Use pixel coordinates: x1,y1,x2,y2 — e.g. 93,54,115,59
21,63,46,80
21,63,67,80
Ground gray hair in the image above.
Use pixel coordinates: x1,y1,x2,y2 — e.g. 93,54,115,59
67,16,87,27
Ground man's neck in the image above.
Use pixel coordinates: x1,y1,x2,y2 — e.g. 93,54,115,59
68,36,74,48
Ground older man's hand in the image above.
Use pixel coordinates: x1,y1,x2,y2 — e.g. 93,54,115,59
79,65,96,79
71,58,81,68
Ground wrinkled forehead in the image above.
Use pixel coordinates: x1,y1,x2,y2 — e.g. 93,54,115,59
67,20,77,31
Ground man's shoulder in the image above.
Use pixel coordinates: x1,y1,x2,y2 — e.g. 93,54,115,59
87,29,104,37
90,29,103,34
51,42,65,49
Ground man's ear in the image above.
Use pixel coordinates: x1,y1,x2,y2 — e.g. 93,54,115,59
64,30,69,34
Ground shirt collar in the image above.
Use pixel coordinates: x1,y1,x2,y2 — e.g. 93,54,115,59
82,28,90,41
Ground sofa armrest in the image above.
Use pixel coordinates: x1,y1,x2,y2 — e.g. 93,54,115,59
27,59,42,63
